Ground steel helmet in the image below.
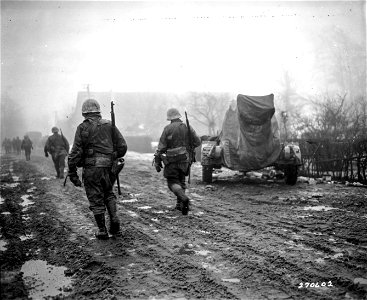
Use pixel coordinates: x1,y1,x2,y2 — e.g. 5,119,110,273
166,108,182,121
51,126,59,133
82,99,100,114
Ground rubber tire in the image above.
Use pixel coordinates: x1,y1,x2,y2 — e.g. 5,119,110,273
285,165,298,185
202,165,213,183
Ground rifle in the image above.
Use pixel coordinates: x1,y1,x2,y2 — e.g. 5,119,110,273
185,111,195,184
60,128,70,186
111,101,122,195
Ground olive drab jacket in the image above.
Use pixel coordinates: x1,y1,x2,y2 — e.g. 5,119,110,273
44,133,69,156
157,119,201,160
68,115,127,172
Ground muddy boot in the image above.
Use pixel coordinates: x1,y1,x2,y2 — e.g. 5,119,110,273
94,214,109,240
174,197,182,211
176,189,190,216
106,199,121,235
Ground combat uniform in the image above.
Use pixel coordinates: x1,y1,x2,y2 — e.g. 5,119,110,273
44,127,70,178
154,108,201,215
68,99,127,239
21,136,33,161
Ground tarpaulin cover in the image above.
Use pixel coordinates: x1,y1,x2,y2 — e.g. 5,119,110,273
220,94,281,171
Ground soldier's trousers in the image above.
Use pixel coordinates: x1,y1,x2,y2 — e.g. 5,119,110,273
164,162,189,192
83,167,116,215
52,153,67,176
24,148,31,161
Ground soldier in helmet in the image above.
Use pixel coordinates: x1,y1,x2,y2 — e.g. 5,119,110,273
44,127,70,179
68,99,127,239
21,135,33,161
154,108,201,215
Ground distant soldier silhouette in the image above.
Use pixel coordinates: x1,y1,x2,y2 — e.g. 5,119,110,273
68,99,127,239
44,127,70,179
14,137,22,155
21,135,33,161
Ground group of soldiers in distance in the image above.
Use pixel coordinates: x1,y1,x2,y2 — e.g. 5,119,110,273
1,98,202,240
1,136,33,160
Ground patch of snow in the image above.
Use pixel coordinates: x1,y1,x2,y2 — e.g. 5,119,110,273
303,206,337,211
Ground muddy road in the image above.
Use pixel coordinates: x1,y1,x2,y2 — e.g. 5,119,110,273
1,151,367,300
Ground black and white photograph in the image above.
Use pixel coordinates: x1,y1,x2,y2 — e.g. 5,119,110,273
1,0,366,299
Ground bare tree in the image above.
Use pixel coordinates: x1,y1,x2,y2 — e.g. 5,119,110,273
314,25,366,103
276,70,308,141
181,92,230,136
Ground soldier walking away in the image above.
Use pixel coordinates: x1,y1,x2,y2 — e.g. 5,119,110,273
44,127,70,179
154,108,201,215
2,138,12,154
21,135,33,161
67,99,127,239
14,137,22,155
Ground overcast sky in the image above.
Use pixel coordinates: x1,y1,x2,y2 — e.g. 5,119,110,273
1,0,366,134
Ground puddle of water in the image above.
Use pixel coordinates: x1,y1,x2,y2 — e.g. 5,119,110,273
303,206,337,211
153,210,164,214
20,234,34,241
151,218,158,222
26,187,37,193
20,195,35,207
153,229,159,233
126,210,138,217
138,206,151,210
0,196,5,205
40,177,51,180
0,240,8,251
222,278,240,283
195,250,211,256
21,260,73,299
2,212,11,215
121,198,138,203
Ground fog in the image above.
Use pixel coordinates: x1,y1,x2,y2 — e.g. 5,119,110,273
1,0,366,142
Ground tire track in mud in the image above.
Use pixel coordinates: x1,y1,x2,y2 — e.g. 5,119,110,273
2,153,367,299
121,160,366,299
18,155,242,299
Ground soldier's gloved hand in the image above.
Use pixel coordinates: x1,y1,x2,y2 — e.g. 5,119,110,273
69,173,82,187
155,163,162,173
45,152,49,158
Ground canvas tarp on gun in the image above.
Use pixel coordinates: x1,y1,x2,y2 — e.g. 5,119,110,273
220,94,281,171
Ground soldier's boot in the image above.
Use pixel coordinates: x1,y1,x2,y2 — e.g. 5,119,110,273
94,214,109,240
106,199,121,235
176,189,190,216
59,167,64,179
174,197,182,211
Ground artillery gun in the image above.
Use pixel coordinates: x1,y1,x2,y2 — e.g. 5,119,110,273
200,94,301,185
